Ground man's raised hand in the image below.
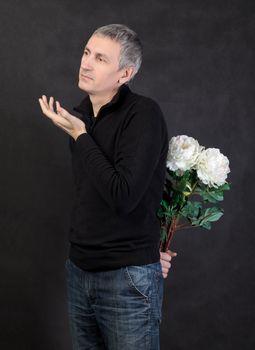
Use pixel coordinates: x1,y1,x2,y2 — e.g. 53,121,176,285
38,95,87,140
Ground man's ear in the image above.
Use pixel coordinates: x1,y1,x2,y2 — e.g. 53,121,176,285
119,66,135,84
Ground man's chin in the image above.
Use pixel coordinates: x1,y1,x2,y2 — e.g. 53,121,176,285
78,81,91,93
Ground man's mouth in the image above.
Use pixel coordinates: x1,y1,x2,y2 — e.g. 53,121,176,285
80,74,93,80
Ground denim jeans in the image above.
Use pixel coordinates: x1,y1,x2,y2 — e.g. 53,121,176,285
65,257,164,350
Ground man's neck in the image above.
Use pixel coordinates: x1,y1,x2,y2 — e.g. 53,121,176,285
89,87,120,117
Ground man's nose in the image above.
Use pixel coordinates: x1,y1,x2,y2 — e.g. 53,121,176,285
81,55,93,70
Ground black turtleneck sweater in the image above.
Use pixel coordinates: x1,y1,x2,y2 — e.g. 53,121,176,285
68,83,169,271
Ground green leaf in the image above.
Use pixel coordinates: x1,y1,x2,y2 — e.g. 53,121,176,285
161,199,169,210
157,207,165,218
196,187,224,203
160,226,168,242
202,207,224,223
180,201,202,220
201,221,212,230
190,206,224,228
216,182,231,191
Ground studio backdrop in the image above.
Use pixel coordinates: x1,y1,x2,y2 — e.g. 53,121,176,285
0,1,254,349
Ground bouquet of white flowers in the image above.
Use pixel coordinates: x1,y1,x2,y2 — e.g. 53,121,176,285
158,135,231,252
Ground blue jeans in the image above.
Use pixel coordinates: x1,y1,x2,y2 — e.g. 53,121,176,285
65,258,164,350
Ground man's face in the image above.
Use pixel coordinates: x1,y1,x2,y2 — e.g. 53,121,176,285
78,34,126,95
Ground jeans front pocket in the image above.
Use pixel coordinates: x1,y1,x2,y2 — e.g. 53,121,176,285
124,265,153,302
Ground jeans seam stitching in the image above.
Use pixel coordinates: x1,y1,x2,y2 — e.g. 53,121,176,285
124,267,149,301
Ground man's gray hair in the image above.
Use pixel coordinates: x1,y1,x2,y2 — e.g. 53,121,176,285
92,24,143,84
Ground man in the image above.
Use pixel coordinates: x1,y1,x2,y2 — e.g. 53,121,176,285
39,24,177,350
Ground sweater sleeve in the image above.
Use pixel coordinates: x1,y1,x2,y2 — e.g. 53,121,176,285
73,100,167,215
69,135,75,153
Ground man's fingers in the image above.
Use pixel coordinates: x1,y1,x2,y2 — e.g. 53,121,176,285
59,107,70,120
39,96,71,120
40,95,55,112
42,95,49,107
167,249,178,257
38,98,48,114
162,266,170,274
49,96,54,111
55,101,70,120
161,260,171,269
39,98,54,119
160,251,172,262
39,96,71,126
38,95,86,140
39,95,61,118
56,101,61,114
39,95,50,112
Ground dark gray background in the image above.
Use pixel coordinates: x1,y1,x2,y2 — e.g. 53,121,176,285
0,0,254,349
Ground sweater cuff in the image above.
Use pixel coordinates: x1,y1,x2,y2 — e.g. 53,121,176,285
74,132,98,156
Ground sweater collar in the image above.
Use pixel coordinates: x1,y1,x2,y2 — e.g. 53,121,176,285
73,83,131,117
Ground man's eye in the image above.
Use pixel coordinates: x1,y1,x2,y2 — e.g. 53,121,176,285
97,57,104,62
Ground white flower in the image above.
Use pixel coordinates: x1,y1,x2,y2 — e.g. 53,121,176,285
195,148,230,187
166,135,204,174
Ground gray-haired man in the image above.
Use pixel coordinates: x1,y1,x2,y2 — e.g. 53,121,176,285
39,23,177,350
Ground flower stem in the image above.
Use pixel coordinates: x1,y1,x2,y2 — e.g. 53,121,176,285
176,224,199,230
160,215,179,252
